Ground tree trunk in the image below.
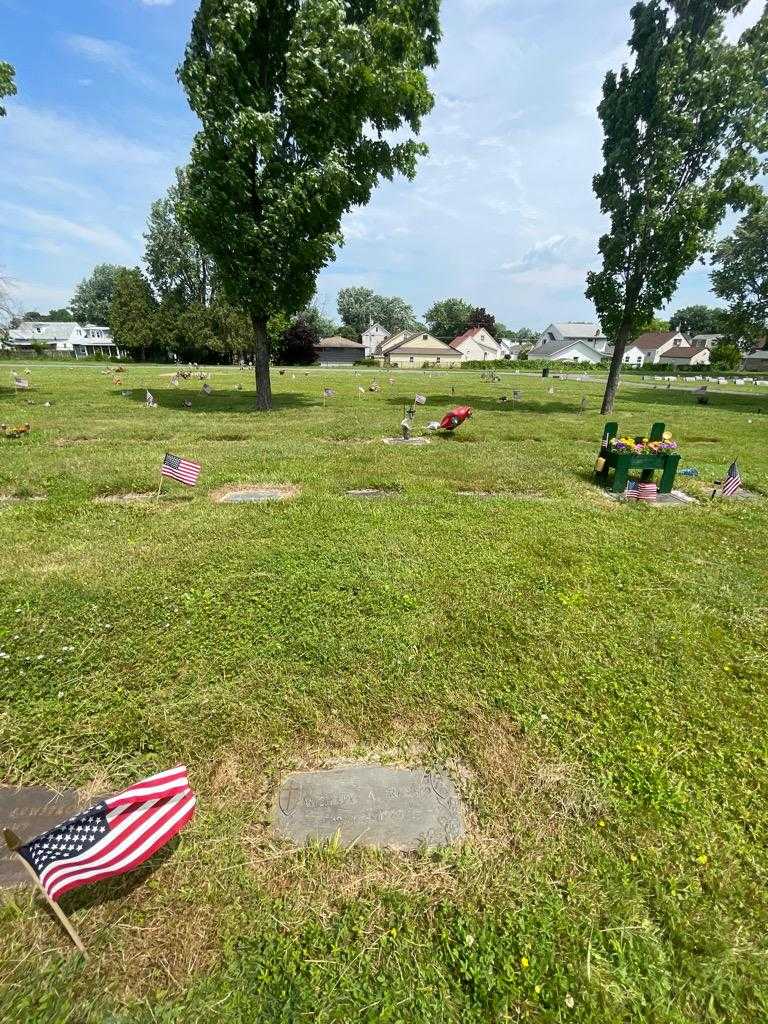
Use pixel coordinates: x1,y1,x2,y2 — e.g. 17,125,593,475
601,319,632,414
251,313,273,411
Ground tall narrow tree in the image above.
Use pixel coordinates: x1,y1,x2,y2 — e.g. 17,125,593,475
587,1,768,413
178,0,440,410
711,201,768,344
0,61,16,117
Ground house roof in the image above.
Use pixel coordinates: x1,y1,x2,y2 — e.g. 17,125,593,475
364,322,388,335
10,321,78,341
551,322,605,340
634,331,680,349
663,345,707,359
690,334,724,343
386,332,455,356
745,348,768,360
531,339,602,358
449,326,487,349
316,336,363,350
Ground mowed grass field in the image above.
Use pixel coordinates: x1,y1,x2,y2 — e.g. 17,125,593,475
1,361,767,1023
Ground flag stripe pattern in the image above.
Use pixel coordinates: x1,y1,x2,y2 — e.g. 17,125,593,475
17,766,195,902
414,394,427,405
161,452,201,486
722,461,741,496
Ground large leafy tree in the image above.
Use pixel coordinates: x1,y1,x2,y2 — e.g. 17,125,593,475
424,297,473,339
586,1,768,413
467,306,498,339
144,168,216,307
178,0,440,410
0,61,16,117
336,286,419,338
71,264,127,325
275,316,319,364
668,303,728,334
110,268,158,360
710,203,768,345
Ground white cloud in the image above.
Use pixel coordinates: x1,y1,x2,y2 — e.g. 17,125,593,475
0,200,132,254
63,34,157,90
4,104,167,168
5,278,73,314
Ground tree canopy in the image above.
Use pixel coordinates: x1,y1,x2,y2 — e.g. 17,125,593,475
109,268,158,359
668,304,729,335
586,0,768,412
178,0,440,409
0,61,16,117
336,287,420,338
71,264,127,326
144,168,216,308
424,298,474,340
711,202,768,344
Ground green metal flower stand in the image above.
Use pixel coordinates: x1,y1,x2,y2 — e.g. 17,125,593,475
595,421,681,494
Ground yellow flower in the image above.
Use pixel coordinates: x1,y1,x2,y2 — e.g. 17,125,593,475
630,854,637,863
520,956,529,969
696,854,708,865
534,985,542,994
598,819,606,828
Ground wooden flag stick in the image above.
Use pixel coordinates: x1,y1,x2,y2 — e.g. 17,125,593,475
156,468,164,500
3,829,87,957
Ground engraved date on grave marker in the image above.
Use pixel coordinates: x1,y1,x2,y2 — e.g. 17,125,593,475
274,764,464,851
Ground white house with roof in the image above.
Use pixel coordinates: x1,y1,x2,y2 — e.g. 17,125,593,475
361,322,389,357
743,348,768,372
448,326,504,361
662,344,710,367
379,331,460,367
8,320,122,358
632,330,687,365
537,322,607,354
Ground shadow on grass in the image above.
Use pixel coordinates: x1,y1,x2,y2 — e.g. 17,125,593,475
619,386,768,415
115,388,317,413
381,394,588,415
59,839,178,914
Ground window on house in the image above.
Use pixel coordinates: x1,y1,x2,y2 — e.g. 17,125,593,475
409,356,414,363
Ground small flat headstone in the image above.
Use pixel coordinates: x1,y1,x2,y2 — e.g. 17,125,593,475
275,763,463,851
0,786,84,887
345,488,396,499
382,436,431,446
215,487,295,503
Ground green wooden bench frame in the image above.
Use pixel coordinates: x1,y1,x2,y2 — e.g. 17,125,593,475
595,421,681,494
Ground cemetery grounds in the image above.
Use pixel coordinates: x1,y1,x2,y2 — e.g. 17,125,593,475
1,362,767,1023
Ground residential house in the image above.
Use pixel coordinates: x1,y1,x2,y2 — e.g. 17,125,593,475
498,339,523,360
8,320,122,357
381,331,460,368
378,329,411,356
633,330,687,365
315,335,365,366
361,322,390,357
527,337,603,364
537,322,608,353
660,345,710,367
690,334,724,350
743,349,768,372
449,326,505,361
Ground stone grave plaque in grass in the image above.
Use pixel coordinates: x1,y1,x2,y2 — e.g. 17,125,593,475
345,488,397,499
382,436,430,447
0,786,84,887
275,764,463,851
213,485,297,504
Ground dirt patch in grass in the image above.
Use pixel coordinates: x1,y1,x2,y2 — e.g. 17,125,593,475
233,713,603,913
54,437,104,447
0,494,46,504
211,484,299,504
93,492,192,504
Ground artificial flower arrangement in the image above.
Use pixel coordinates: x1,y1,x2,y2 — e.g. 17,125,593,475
0,423,31,440
610,432,677,456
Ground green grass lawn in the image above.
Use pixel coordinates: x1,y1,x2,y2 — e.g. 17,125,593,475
1,361,767,1023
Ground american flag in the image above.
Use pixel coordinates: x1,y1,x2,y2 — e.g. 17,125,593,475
201,383,212,395
16,766,195,903
145,390,156,407
161,452,202,486
323,388,335,398
722,461,742,496
414,394,427,405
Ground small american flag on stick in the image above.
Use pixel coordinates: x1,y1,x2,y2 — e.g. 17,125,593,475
414,394,427,405
11,766,195,904
721,461,741,496
161,452,202,486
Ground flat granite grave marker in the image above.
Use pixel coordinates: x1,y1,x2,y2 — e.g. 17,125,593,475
275,764,464,851
0,786,85,887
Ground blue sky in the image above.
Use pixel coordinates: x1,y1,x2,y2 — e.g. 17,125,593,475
1,0,764,328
